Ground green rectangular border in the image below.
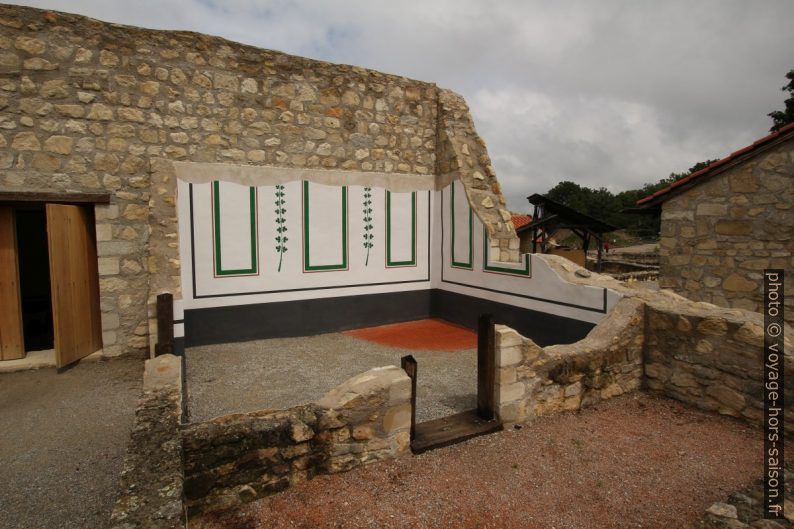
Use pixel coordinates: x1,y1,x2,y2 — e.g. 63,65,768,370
386,191,416,267
212,180,258,276
303,180,348,271
482,232,530,276
451,182,473,269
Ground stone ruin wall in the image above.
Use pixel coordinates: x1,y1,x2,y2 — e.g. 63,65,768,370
110,357,411,526
659,137,794,323
494,257,793,434
494,297,645,424
0,4,516,358
109,257,792,526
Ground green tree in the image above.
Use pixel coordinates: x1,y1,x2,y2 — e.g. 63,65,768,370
543,159,719,239
768,69,794,132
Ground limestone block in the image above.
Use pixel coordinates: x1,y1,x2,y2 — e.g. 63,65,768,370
87,103,114,120
23,57,57,70
722,274,757,292
644,362,671,381
696,203,728,216
143,354,182,391
670,371,699,388
382,403,410,433
498,401,520,423
291,421,314,443
495,325,523,348
11,131,40,150
497,345,522,367
98,256,120,275
715,220,752,236
316,366,408,410
705,383,745,411
497,381,525,403
734,322,763,346
499,367,516,384
697,317,728,336
44,135,73,154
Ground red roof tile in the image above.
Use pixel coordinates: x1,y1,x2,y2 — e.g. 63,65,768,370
511,213,532,230
637,122,794,206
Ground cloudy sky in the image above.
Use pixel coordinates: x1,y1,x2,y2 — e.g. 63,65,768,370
15,0,794,211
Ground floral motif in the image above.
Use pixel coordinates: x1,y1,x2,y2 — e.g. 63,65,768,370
274,184,287,272
363,187,373,265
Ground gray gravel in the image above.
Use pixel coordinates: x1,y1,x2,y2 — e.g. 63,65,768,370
186,333,477,423
0,357,143,529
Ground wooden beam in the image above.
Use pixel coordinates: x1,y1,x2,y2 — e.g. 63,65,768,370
477,314,495,421
155,293,174,357
0,191,111,204
401,355,417,442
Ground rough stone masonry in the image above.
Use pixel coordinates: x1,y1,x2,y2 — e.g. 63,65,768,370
658,136,794,322
0,5,518,358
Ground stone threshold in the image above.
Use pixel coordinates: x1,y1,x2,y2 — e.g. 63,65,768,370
0,349,104,373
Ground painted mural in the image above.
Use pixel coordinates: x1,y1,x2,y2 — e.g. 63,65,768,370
177,178,430,304
174,174,618,346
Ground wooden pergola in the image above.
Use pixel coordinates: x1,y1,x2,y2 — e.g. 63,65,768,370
518,194,617,272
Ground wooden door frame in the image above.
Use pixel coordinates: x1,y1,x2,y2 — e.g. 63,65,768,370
0,193,109,366
0,207,25,360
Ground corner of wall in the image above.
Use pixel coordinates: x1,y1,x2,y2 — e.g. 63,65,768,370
436,88,519,262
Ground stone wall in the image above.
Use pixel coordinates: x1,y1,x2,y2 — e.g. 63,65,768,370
181,366,411,518
0,4,514,357
494,297,645,423
494,255,794,433
644,300,794,433
659,137,793,322
437,89,519,262
109,354,184,529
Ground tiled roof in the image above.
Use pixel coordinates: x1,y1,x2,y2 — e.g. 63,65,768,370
637,122,794,206
511,213,532,230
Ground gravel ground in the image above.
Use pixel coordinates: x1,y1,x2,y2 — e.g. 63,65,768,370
0,357,143,529
194,393,785,529
186,333,476,423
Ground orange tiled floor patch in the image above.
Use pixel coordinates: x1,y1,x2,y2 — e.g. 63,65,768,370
343,319,476,351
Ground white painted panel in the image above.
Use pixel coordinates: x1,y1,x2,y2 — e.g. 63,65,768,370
451,180,472,268
174,323,184,338
387,191,415,266
213,181,257,275
305,181,346,270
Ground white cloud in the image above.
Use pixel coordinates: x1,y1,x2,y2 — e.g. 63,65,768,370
16,0,794,211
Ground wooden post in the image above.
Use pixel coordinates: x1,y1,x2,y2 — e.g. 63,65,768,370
155,293,174,356
477,314,495,421
400,355,417,442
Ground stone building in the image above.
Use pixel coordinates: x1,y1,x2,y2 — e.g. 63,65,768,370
637,123,794,321
0,5,622,368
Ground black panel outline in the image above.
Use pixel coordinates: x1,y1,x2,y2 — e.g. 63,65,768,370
189,185,431,299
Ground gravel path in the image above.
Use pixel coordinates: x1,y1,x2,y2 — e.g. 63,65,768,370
194,393,783,529
186,333,476,423
0,357,143,529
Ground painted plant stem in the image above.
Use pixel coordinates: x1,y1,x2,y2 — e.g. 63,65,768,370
363,187,373,265
275,184,287,272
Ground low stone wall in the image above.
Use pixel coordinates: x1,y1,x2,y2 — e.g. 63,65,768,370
495,297,645,423
644,300,794,433
181,366,411,518
493,255,793,433
109,354,185,529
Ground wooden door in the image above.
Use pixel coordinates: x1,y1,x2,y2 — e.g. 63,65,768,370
0,206,24,360
46,204,102,368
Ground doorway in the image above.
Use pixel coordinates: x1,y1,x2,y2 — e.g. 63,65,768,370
16,207,54,352
0,202,103,367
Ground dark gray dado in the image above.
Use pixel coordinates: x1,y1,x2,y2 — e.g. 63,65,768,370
430,289,595,347
184,289,432,346
184,289,594,347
